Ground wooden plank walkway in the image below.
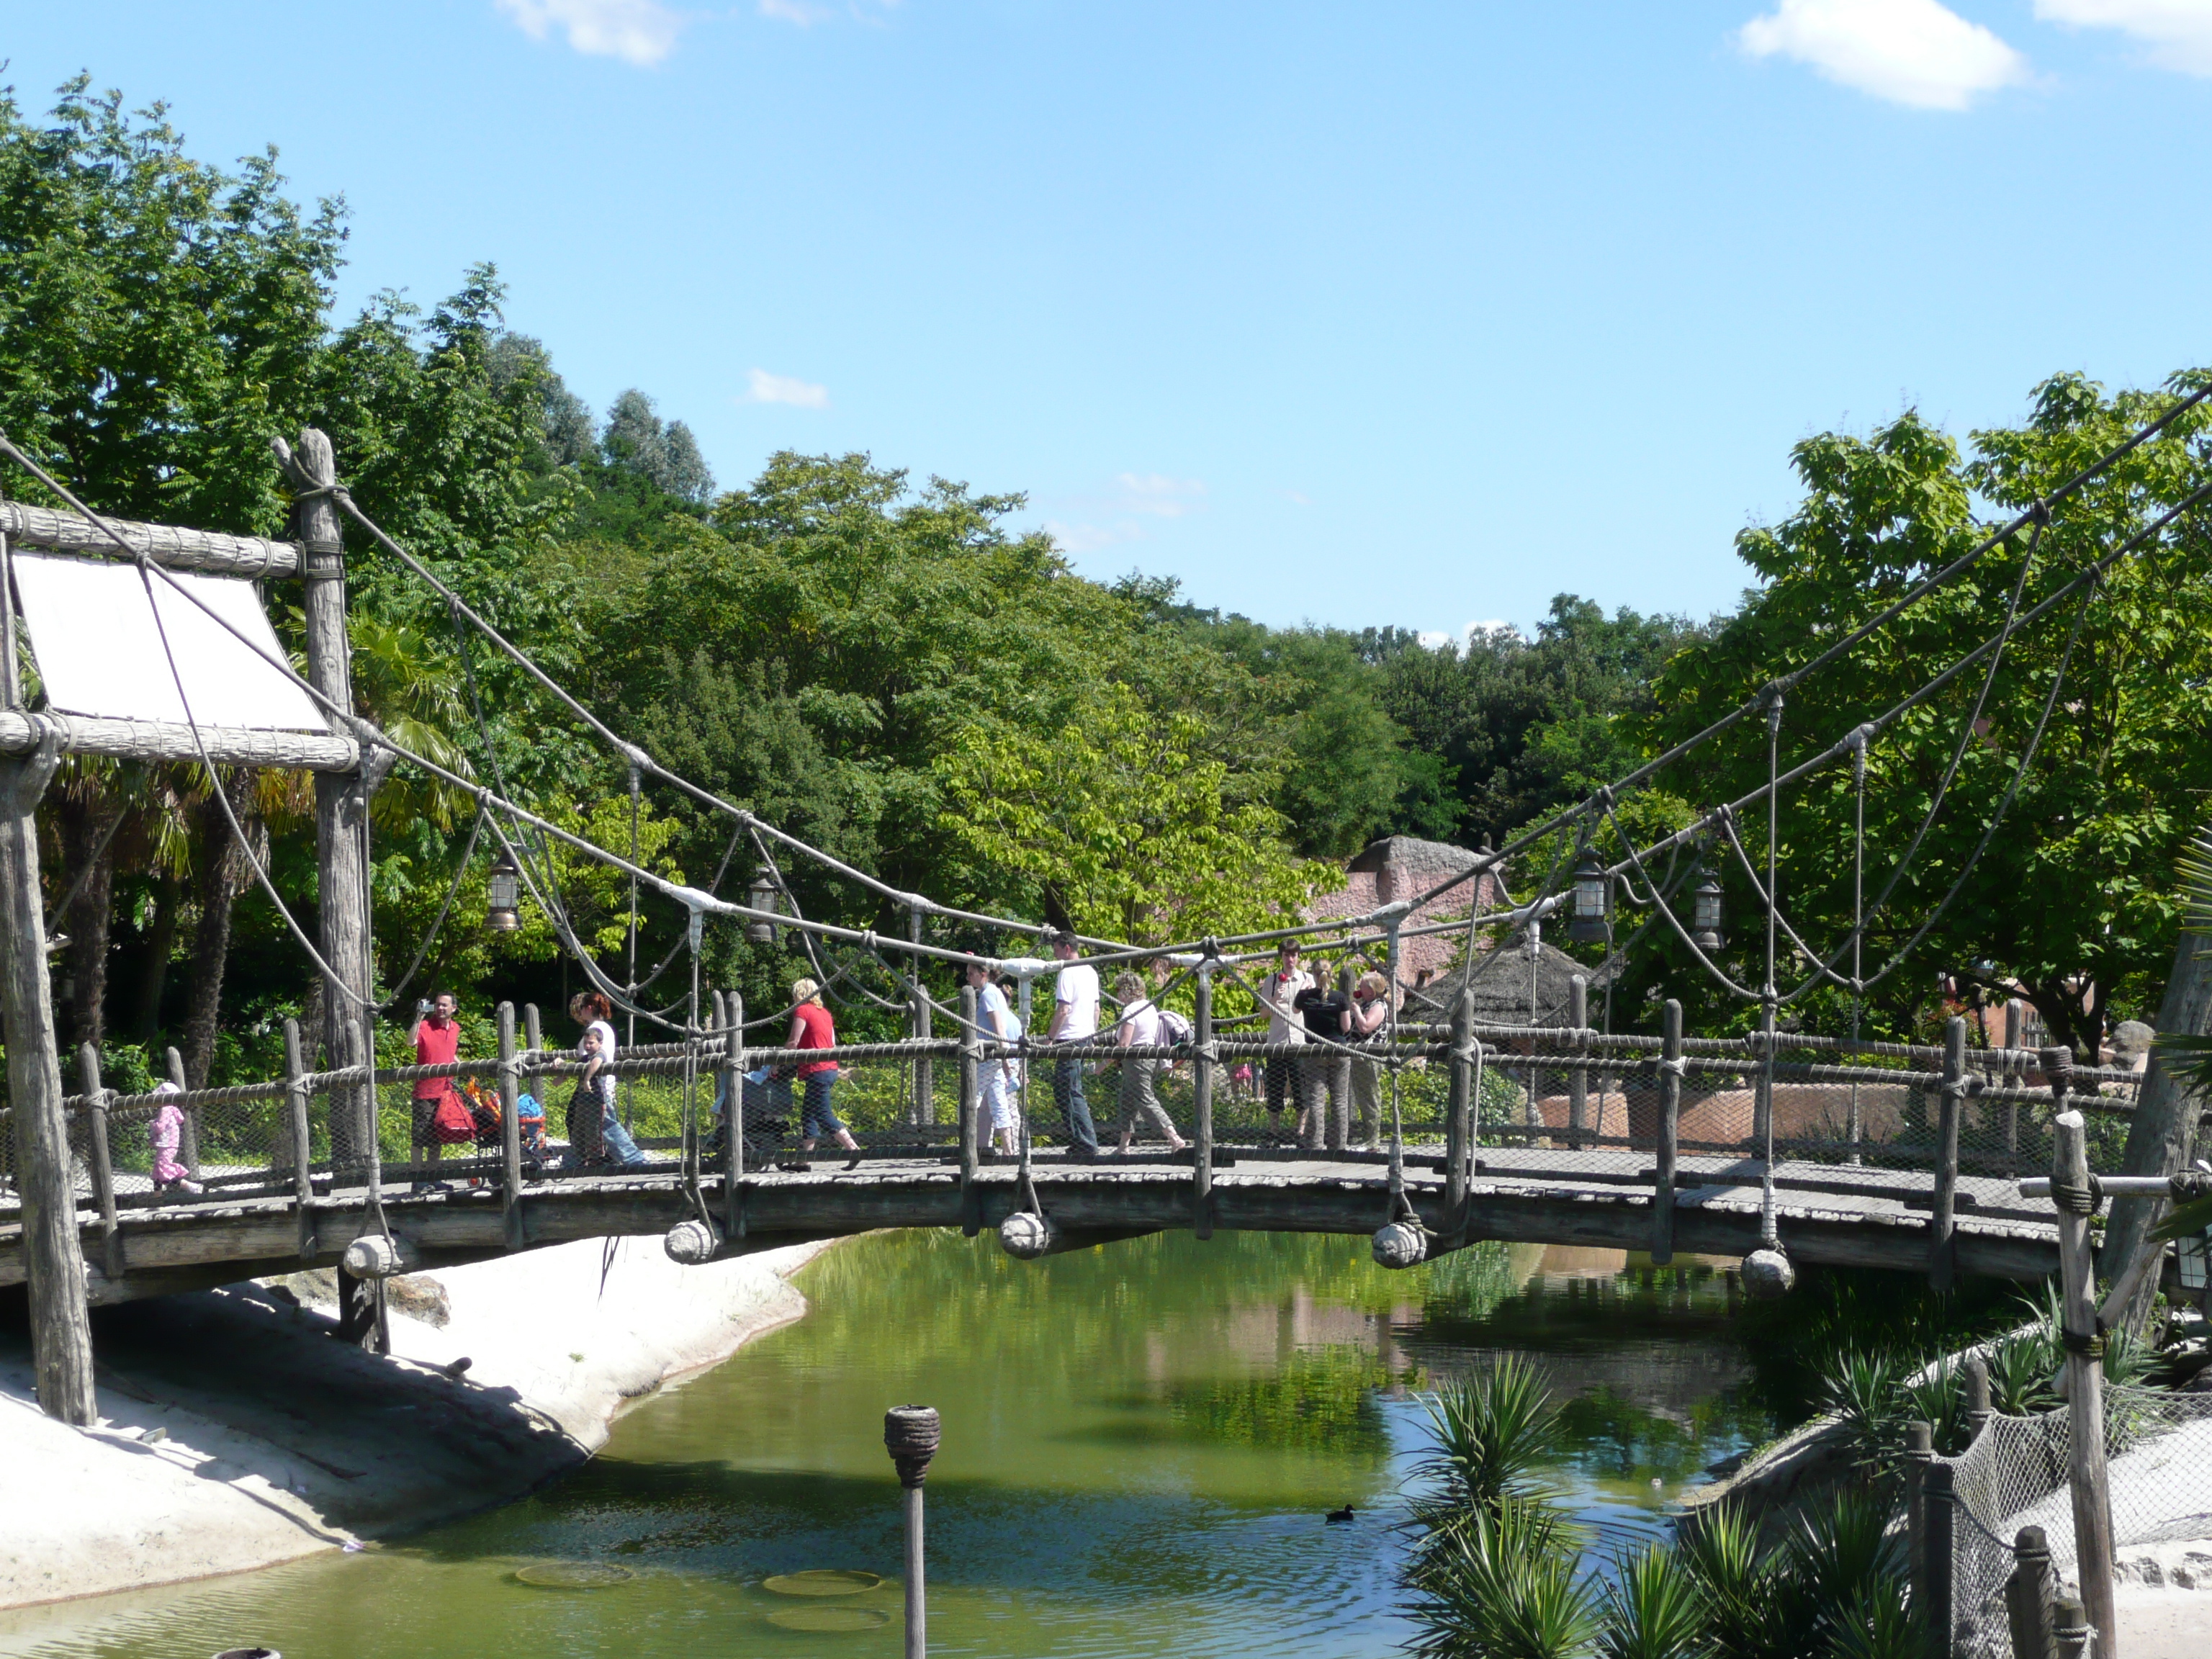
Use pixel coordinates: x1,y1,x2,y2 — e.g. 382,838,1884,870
0,1143,2060,1303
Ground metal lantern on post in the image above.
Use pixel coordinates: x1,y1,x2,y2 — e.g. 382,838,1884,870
2178,1222,2212,1304
1568,851,1609,945
747,875,781,945
485,850,521,932
1691,868,1725,952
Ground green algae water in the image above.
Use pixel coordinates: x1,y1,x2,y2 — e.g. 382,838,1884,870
0,1233,1775,1659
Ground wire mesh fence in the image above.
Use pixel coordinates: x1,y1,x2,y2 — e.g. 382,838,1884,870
1940,1385,2212,1658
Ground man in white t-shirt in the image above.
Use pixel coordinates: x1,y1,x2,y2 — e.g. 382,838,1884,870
1257,940,1316,1146
1044,929,1102,1157
963,957,1024,1156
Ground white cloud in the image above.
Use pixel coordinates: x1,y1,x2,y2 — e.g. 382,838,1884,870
2035,1,2212,76
1044,520,1146,556
495,0,685,66
1415,629,1453,649
759,0,835,22
739,367,830,408
1738,0,2032,109
1284,490,1314,507
1112,473,1207,518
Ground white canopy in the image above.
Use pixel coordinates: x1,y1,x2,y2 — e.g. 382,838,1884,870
10,552,326,733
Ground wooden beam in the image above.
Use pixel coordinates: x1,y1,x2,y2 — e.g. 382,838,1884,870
0,500,301,578
0,710,359,772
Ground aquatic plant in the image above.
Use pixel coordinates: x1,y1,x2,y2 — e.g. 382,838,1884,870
1411,1357,1563,1516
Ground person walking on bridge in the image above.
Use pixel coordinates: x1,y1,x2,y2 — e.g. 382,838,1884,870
1347,971,1390,1150
788,978,862,1160
1258,942,1315,1148
568,991,647,1169
964,958,1024,1157
1045,929,1102,1159
1112,970,1188,1156
411,991,467,1192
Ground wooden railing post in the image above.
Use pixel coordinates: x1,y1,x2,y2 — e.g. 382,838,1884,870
1964,1352,1991,1441
958,985,979,1220
2007,1525,2056,1659
1653,999,1681,1265
79,1043,121,1280
1923,1458,1956,1655
1930,1015,1965,1292
498,1001,523,1249
2051,1597,2090,1659
1192,968,1215,1241
282,1018,313,1210
909,907,932,1130
1567,974,1588,1151
2046,1066,2117,1654
1905,1420,1933,1621
165,1044,199,1181
722,991,745,1241
1447,985,1474,1224
2003,1001,2023,1171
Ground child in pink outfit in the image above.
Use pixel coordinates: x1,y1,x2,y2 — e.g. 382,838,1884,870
148,1083,203,1195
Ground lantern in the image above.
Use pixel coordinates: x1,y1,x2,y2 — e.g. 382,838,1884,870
2179,1227,2212,1298
1568,851,1609,944
485,850,521,932
747,875,782,945
1691,868,1725,952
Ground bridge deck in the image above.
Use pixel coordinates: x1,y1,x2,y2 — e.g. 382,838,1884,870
0,1145,2059,1303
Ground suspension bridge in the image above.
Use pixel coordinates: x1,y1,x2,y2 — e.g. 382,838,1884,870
0,400,2205,1429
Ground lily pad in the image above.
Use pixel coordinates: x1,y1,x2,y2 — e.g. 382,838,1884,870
761,1569,882,1597
514,1563,636,1588
767,1606,891,1632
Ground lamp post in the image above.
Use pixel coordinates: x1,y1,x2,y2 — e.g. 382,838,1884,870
485,850,521,932
884,1406,940,1659
1568,851,1609,945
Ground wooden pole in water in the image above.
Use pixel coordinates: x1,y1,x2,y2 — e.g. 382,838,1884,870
1930,1015,1964,1292
498,1002,523,1248
884,1406,940,1659
1652,999,1681,1266
2046,1069,2118,1657
1192,968,1215,1241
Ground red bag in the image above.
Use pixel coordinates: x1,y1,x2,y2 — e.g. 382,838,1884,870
430,1089,477,1145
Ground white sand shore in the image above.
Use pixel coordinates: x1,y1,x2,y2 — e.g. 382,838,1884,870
0,1236,831,1609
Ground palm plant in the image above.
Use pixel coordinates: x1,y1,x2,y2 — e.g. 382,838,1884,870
1404,1495,1599,1659
1597,1544,1707,1659
1983,1328,2058,1416
1412,1357,1565,1516
1820,1347,1915,1478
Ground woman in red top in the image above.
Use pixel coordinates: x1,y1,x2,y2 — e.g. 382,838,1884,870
787,978,861,1157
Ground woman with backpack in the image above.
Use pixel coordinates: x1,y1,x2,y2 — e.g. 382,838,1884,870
1111,971,1188,1156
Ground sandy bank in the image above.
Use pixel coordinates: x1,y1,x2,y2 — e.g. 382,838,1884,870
0,1236,832,1609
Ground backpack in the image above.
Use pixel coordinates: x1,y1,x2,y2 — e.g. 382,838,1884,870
1158,1007,1192,1046
431,1090,480,1146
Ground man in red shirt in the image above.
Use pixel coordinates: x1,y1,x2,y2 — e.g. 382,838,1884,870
412,991,462,1192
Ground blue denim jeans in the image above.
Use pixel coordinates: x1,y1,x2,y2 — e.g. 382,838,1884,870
1053,1055,1100,1155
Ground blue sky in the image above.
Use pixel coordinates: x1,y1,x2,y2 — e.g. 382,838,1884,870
6,1,2210,637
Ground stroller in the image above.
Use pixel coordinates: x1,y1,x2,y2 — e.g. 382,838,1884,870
705,1066,795,1166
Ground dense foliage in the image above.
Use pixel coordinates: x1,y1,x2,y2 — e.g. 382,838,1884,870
3,76,2207,1095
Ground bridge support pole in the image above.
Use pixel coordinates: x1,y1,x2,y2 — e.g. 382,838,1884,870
721,991,746,1241
2047,1076,2117,1655
498,1002,523,1249
884,1406,940,1659
1567,974,1588,1152
283,1019,313,1256
958,985,979,1235
78,1043,121,1280
1192,968,1214,1241
1929,1015,1964,1292
1446,986,1473,1228
909,907,932,1130
1653,999,1681,1265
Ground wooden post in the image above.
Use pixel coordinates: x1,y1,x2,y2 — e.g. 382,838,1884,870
285,429,374,1171
2007,1526,2056,1659
1923,1457,1956,1653
282,1018,313,1209
1905,1419,1933,1614
78,1043,121,1280
1192,969,1214,1241
1964,1352,1991,1441
2003,1002,2023,1172
1447,984,1473,1223
910,908,932,1132
165,1044,199,1181
498,1002,523,1248
1567,974,1588,1151
0,736,95,1424
2051,1597,2090,1659
2047,1075,2118,1656
721,991,745,1241
1653,999,1681,1265
958,985,979,1218
1930,1015,1965,1292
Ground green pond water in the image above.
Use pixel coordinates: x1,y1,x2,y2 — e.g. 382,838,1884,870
1,1232,1779,1659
